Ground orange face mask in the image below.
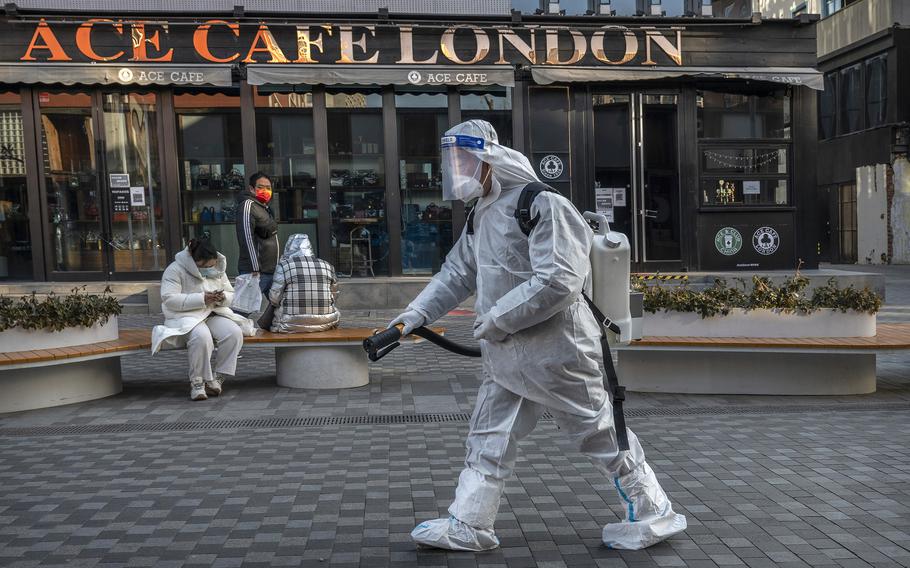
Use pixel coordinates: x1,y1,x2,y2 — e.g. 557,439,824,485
255,188,272,204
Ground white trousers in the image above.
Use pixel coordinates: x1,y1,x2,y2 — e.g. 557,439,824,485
448,374,656,530
186,316,243,382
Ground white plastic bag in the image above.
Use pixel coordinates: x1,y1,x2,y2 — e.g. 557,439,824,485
231,273,262,314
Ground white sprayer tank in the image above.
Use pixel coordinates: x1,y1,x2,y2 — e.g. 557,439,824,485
583,211,632,345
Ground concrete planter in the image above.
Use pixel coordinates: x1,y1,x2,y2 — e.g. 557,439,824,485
0,316,119,352
643,308,875,338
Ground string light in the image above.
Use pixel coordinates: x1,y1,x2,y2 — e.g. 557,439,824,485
705,150,782,171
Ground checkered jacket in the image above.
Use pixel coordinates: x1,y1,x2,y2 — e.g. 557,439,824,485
267,256,340,332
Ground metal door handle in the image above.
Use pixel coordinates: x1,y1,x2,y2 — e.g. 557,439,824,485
642,209,658,219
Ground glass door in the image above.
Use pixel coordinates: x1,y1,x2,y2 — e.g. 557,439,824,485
592,92,681,267
101,92,166,275
38,91,105,276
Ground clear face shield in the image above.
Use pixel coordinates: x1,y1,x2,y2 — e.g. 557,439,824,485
441,135,489,202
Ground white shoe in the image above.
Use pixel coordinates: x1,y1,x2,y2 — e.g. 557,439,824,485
190,378,208,401
602,463,688,550
205,374,223,396
411,516,500,551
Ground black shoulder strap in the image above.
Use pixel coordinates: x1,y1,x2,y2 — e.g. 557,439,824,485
583,293,630,452
515,181,559,236
466,205,476,235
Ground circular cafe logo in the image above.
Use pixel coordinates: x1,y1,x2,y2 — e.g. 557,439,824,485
539,155,564,180
714,227,742,256
752,226,780,255
117,68,134,82
406,70,422,85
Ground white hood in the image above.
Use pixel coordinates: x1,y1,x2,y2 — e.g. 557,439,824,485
443,119,540,210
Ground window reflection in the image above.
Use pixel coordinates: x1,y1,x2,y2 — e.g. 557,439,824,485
327,88,388,277
460,88,513,148
0,91,31,279
175,88,244,276
254,86,319,258
102,92,164,272
396,89,452,276
40,91,102,272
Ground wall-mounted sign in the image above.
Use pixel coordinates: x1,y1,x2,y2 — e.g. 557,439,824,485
109,173,130,188
538,154,565,180
698,213,793,270
130,186,146,207
714,227,742,256
613,187,627,207
111,188,130,212
752,226,780,255
10,19,685,68
595,186,614,222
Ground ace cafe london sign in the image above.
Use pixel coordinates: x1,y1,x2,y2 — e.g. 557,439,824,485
16,19,684,68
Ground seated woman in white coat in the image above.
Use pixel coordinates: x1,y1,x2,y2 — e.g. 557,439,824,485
151,236,255,401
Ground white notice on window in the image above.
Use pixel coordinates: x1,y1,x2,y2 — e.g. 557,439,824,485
130,186,146,207
595,187,614,222
613,187,627,207
743,181,761,195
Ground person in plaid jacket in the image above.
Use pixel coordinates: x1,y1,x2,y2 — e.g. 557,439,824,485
266,234,340,333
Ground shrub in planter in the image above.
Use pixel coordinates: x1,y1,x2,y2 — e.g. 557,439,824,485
633,275,882,318
0,288,122,351
0,287,122,332
632,274,882,338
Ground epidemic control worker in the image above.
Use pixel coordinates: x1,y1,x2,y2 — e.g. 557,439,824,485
390,120,687,552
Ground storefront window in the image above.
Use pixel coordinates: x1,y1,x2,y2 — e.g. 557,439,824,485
819,73,837,140
461,88,513,148
866,54,887,128
0,91,31,280
396,89,452,276
254,86,318,256
39,91,102,272
698,90,792,206
327,88,389,277
102,92,165,273
175,88,243,275
839,64,863,134
699,91,791,139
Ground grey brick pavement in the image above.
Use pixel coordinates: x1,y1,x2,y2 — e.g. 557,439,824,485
0,265,909,566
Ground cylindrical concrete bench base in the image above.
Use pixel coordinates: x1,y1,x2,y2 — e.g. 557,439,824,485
617,351,877,395
275,345,369,389
0,358,123,414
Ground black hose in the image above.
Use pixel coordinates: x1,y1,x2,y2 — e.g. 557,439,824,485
411,327,482,358
363,325,481,361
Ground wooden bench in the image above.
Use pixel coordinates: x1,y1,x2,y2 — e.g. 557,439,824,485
612,323,910,396
0,327,443,414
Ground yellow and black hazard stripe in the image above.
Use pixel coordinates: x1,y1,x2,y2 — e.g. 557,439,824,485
631,274,689,281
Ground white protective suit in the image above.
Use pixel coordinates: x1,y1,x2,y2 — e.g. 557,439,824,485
405,120,686,551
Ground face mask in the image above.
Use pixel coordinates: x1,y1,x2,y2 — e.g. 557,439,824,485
198,266,219,279
255,188,272,204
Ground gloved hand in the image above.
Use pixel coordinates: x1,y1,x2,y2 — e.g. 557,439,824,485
389,309,426,336
473,312,509,342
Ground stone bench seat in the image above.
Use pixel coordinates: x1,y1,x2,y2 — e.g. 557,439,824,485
612,323,910,396
0,327,444,414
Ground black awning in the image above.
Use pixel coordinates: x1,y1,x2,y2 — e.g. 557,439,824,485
531,66,823,90
246,65,515,87
0,63,233,87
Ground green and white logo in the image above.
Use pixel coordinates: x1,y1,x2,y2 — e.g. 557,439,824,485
714,227,742,256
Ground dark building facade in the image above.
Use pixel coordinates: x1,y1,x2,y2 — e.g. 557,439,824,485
0,9,819,281
815,0,910,265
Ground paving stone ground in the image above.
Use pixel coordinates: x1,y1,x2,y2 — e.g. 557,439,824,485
1,265,909,567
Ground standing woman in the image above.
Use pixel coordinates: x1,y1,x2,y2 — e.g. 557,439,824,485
152,236,255,400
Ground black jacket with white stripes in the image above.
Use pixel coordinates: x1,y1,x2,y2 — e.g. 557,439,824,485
235,193,279,275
